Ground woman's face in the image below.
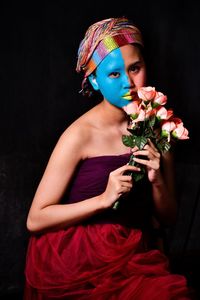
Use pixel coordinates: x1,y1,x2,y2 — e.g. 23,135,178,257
89,44,146,108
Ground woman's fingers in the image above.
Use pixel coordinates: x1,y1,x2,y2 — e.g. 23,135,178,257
103,164,138,207
147,138,158,152
133,153,160,170
134,158,159,170
131,140,160,170
133,149,160,160
111,164,141,176
133,139,160,159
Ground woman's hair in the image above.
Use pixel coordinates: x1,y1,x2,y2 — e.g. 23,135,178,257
76,17,144,97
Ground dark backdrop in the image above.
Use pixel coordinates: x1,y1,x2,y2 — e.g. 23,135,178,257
1,1,200,299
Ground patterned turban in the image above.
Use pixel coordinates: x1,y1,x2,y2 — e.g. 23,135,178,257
76,17,144,78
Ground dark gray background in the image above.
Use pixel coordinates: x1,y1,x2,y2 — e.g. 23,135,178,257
0,0,200,298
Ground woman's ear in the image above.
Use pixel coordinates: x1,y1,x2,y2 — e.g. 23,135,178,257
88,74,99,91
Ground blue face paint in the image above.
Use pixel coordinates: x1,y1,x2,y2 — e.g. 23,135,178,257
93,48,132,108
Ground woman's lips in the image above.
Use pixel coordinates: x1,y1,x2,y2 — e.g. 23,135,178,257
122,95,132,100
122,92,137,101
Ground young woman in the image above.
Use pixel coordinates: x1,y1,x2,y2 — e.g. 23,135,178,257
24,17,193,299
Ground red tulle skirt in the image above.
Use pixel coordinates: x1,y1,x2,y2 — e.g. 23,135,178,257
24,223,192,299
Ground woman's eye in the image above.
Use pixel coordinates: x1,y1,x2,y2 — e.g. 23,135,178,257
109,72,120,78
130,65,140,73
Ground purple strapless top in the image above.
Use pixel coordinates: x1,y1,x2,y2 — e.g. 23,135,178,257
64,153,153,229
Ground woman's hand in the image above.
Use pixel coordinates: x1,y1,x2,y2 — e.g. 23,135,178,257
132,139,161,183
100,164,141,208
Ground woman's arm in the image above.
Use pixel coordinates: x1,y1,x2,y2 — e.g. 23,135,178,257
150,150,177,225
27,123,140,234
26,124,104,233
133,140,177,226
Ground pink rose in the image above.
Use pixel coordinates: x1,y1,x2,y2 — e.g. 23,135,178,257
161,120,177,141
123,101,141,119
161,120,177,132
130,109,146,127
172,123,189,140
136,108,146,121
137,86,156,101
152,91,167,107
156,107,173,120
130,109,146,128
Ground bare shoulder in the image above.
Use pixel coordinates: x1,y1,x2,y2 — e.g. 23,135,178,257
57,107,97,160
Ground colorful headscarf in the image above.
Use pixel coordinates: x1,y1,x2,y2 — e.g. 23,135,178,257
76,17,143,78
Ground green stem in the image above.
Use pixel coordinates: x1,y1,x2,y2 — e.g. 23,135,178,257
112,154,135,210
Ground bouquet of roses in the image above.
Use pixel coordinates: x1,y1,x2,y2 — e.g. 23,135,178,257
113,86,189,209
123,86,189,179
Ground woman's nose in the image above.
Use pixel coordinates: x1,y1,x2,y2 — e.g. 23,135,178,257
122,73,135,88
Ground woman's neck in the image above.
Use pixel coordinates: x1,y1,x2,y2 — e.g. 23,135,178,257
96,100,128,127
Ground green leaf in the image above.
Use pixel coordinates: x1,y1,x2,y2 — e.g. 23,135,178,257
156,138,171,153
122,135,135,148
143,127,155,138
133,172,145,182
149,115,156,127
163,141,171,152
135,136,148,150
